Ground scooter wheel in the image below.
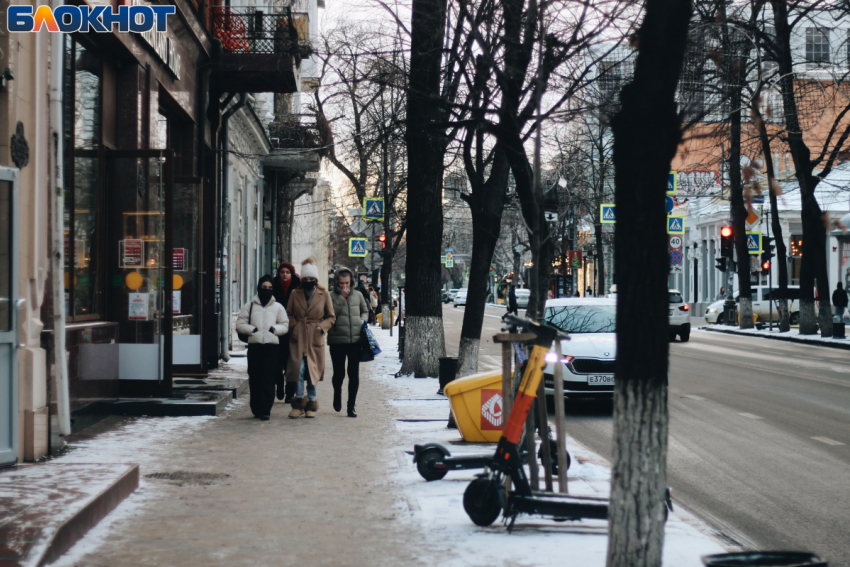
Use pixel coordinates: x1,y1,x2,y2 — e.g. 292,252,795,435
463,477,502,527
416,449,448,481
538,440,571,474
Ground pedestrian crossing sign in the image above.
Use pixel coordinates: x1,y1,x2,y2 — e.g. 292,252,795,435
348,237,368,257
363,197,385,221
446,258,454,268
667,216,685,235
746,231,762,255
600,204,616,224
667,171,677,195
441,255,447,264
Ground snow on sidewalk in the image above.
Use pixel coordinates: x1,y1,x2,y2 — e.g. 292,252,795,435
366,325,727,567
700,324,850,349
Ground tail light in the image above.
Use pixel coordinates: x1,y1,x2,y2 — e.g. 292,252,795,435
679,305,690,311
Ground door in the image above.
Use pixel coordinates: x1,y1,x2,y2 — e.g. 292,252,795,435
0,168,20,466
172,177,204,373
106,150,173,397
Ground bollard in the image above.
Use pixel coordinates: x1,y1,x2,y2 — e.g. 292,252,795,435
437,357,458,394
702,552,827,567
398,324,405,360
833,319,845,339
381,304,390,330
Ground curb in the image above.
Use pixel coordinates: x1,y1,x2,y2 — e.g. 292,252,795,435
701,326,850,351
38,464,140,567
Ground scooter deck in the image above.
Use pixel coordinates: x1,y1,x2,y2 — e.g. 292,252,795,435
510,493,609,520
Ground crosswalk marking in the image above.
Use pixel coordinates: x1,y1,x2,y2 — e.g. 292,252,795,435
738,412,762,419
684,395,705,401
812,436,845,446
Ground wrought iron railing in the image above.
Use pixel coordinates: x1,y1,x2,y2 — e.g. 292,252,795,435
209,7,311,56
267,115,324,151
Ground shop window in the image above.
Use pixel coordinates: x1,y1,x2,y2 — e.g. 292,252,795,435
63,38,104,321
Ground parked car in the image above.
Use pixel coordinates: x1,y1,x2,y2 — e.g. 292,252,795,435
514,288,531,308
543,298,617,399
705,285,802,325
669,289,691,342
446,288,461,304
606,284,617,299
454,289,468,307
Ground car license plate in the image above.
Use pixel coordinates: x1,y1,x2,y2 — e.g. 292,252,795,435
588,375,615,385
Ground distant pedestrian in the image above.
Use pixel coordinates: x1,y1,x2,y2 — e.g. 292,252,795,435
272,262,300,402
395,289,406,325
716,287,726,300
235,275,289,420
508,285,518,315
832,282,848,320
368,285,379,324
586,287,593,297
356,278,374,325
286,258,335,419
329,267,369,417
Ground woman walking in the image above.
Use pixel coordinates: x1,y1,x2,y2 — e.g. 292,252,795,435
287,257,335,419
368,285,379,324
235,276,289,420
328,267,369,417
272,262,301,402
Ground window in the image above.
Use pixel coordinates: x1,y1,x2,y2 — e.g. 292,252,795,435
598,60,621,101
545,304,616,333
64,38,104,321
806,27,830,65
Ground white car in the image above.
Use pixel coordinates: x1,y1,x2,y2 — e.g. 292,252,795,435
705,286,802,325
454,290,468,307
514,288,531,308
669,289,691,342
543,298,617,398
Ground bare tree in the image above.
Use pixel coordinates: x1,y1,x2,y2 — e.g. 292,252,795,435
606,0,692,566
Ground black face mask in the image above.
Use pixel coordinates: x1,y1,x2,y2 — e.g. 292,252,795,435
302,280,317,292
258,289,273,305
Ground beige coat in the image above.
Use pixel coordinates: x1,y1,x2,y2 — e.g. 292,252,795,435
286,287,336,385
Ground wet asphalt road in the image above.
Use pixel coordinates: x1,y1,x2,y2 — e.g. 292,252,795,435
442,303,850,566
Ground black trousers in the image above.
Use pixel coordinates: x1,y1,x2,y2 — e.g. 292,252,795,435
330,343,361,410
276,335,297,398
248,344,278,416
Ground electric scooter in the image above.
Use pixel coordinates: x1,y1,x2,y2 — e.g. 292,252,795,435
462,315,673,529
412,439,569,481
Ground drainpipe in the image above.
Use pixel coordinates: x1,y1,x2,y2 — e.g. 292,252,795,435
219,93,248,362
48,18,70,437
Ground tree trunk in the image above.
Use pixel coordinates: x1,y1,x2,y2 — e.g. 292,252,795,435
606,0,691,564
727,76,753,329
400,0,448,377
457,162,510,378
771,0,831,336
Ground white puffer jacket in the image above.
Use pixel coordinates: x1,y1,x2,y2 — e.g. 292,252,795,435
235,295,289,345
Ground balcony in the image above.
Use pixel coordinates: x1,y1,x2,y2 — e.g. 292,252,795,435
264,115,325,172
208,7,312,93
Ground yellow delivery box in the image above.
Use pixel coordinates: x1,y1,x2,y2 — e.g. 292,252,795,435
444,370,504,443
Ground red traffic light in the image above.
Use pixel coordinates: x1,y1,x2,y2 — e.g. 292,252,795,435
762,260,771,270
720,226,733,238
378,234,386,242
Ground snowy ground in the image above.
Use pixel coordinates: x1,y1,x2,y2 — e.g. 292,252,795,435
700,324,850,348
365,326,727,567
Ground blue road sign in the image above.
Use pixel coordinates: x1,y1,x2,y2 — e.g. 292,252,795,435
667,216,685,235
667,171,677,194
363,197,385,221
348,237,368,257
666,195,675,214
746,231,762,255
600,204,616,224
669,250,683,265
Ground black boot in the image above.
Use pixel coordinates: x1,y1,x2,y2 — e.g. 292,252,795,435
333,387,342,412
347,402,357,418
276,374,285,401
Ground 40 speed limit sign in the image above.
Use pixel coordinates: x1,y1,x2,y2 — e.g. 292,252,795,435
669,235,683,249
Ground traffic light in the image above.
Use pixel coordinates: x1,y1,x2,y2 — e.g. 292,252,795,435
715,257,726,272
761,236,774,271
720,226,733,258
378,233,386,249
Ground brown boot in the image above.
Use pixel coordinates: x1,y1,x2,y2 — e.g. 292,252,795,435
288,397,307,418
305,399,318,418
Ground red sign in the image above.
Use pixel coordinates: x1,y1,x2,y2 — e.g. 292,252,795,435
480,389,503,431
568,250,583,268
121,240,144,268
173,248,186,271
